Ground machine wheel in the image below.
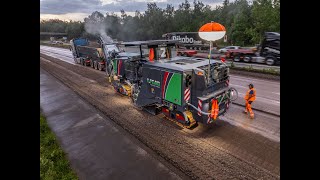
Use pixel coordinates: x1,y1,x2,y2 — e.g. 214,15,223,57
98,63,103,71
81,58,84,65
266,57,275,65
243,56,252,63
90,60,94,68
233,56,241,62
94,61,98,69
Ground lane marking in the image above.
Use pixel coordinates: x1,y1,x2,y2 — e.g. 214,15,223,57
238,92,280,105
40,50,75,65
230,76,279,85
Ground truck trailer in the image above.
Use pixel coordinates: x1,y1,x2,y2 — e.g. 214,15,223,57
70,37,124,71
225,32,280,65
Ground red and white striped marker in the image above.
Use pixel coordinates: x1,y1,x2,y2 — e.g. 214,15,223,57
207,115,211,124
184,88,190,102
197,99,202,116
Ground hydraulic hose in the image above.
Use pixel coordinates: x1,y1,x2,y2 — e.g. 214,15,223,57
186,102,211,116
186,87,238,116
226,87,238,102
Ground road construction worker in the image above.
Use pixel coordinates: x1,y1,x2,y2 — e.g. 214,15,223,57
244,83,256,119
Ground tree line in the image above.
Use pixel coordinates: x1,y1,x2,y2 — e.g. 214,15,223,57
40,0,279,46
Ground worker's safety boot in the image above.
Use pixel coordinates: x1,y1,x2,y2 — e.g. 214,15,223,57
250,113,254,119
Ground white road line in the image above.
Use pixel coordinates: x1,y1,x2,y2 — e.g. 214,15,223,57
230,76,279,85
40,50,75,65
238,92,280,105
229,84,247,89
229,84,280,99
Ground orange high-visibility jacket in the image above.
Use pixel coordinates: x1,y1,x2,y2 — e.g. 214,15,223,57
244,88,256,101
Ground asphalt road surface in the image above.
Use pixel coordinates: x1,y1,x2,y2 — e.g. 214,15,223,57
40,46,280,141
40,49,280,179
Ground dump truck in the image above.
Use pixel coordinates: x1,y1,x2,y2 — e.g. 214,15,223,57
107,40,237,128
70,38,106,70
70,37,124,71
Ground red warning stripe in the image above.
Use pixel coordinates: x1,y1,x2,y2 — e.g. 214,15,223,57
197,99,202,116
184,88,190,101
118,60,122,76
162,71,169,99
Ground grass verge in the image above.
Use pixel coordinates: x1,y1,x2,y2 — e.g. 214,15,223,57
230,63,280,76
40,113,78,180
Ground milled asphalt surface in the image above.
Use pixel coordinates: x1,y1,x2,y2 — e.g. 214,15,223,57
40,68,183,180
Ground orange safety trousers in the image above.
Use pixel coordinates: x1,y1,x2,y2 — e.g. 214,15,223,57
245,100,254,118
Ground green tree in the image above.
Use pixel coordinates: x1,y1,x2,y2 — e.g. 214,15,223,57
252,0,280,41
230,0,254,45
174,0,192,32
65,21,84,39
40,0,280,46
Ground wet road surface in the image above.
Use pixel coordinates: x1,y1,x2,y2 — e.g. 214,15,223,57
40,68,183,180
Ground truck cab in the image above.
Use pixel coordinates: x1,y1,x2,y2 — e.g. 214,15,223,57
259,32,280,65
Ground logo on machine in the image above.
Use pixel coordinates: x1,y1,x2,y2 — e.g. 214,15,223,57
172,35,202,44
172,35,194,44
147,78,160,87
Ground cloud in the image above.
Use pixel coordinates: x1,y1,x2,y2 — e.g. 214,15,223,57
40,0,226,15
40,13,90,21
40,0,102,14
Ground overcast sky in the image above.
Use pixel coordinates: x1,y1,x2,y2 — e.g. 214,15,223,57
40,0,227,21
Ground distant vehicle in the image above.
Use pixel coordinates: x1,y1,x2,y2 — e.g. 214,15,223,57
69,37,124,71
70,36,131,73
225,32,280,65
218,46,240,53
176,47,197,57
52,41,63,45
